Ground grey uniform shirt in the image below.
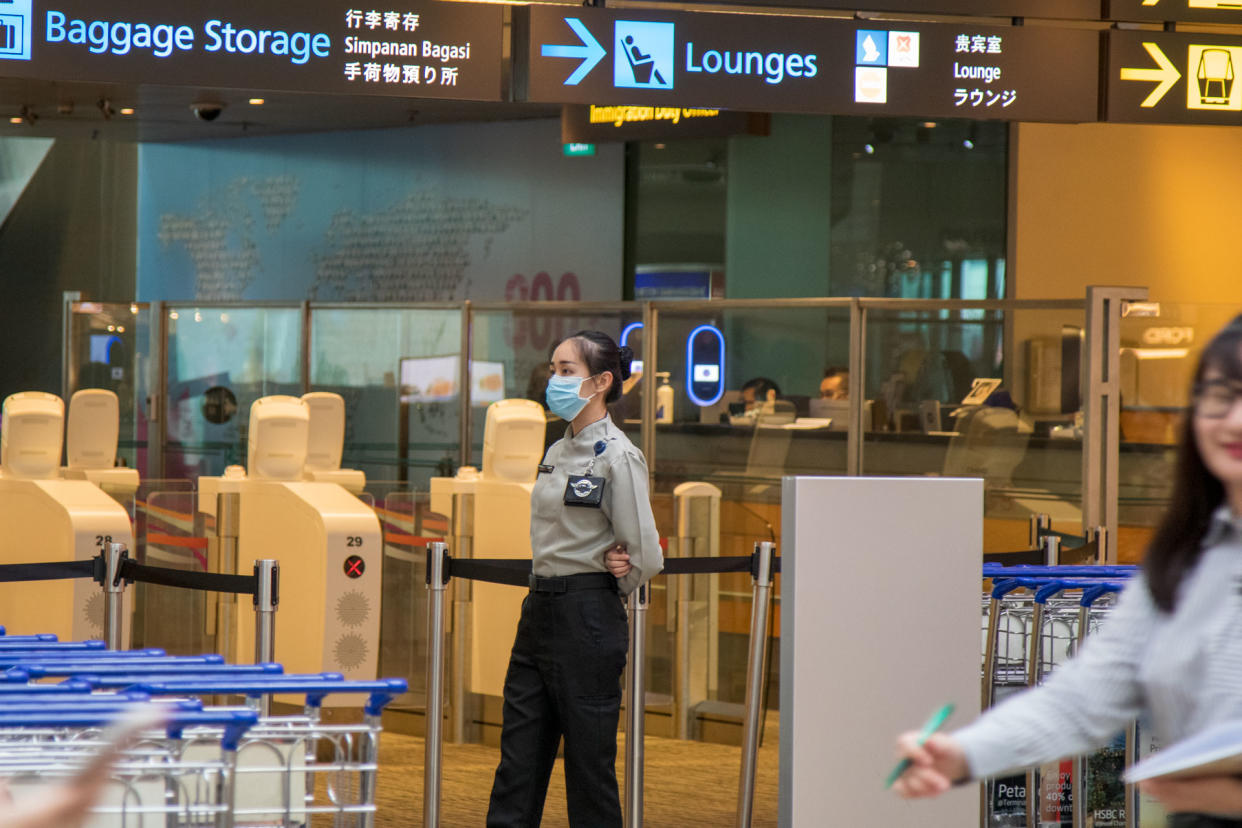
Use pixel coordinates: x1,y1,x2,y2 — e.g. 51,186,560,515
956,506,1242,780
530,414,663,596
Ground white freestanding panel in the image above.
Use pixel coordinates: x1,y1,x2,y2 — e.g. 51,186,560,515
779,476,981,828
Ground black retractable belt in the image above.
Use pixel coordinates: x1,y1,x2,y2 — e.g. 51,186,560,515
117,559,258,596
441,557,531,588
0,560,96,583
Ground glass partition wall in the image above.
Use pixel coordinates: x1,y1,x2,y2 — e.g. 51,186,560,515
66,294,1109,729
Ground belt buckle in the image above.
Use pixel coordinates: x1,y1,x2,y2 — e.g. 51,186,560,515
528,572,538,591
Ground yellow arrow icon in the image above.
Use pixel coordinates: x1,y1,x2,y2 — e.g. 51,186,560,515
1120,42,1181,106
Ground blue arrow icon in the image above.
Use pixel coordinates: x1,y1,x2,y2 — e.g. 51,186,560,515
541,17,606,85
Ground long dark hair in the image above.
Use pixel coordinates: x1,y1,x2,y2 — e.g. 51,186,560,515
557,330,634,404
1145,314,1242,611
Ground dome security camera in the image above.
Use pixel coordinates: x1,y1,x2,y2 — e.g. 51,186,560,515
191,101,225,122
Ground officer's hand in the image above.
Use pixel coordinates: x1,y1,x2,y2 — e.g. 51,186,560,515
605,545,632,578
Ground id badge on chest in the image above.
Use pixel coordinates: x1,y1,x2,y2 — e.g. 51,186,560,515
564,475,604,507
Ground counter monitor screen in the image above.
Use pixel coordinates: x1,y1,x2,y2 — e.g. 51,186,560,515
400,357,505,405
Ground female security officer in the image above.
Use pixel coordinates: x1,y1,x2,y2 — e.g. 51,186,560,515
487,329,663,828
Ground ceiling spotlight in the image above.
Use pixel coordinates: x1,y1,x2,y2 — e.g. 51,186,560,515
57,101,73,116
920,121,937,129
963,139,975,150
8,116,20,125
120,107,134,116
864,143,875,155
248,97,265,106
97,98,114,120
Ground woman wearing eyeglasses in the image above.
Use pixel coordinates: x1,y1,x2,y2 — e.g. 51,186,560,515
891,315,1242,827
486,329,663,828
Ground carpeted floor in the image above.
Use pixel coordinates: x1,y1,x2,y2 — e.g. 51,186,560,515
373,730,779,826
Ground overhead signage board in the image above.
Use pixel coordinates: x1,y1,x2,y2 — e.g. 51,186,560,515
677,1,1102,20
0,0,504,100
1107,30,1242,124
1108,0,1242,23
522,6,1100,122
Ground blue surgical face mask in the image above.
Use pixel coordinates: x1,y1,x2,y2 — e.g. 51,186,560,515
546,374,598,421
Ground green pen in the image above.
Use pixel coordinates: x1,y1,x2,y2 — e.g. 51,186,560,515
884,702,956,789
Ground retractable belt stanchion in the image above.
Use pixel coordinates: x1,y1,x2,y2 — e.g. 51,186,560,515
424,541,449,828
102,541,127,650
1029,514,1051,549
625,582,650,828
1042,534,1062,566
252,559,279,717
737,541,776,828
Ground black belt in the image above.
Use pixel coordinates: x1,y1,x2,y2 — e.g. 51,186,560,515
528,572,617,593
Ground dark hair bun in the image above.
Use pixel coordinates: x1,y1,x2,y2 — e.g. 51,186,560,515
618,345,634,380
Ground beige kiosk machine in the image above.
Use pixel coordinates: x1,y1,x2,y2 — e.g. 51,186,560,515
430,398,545,706
0,391,134,641
198,395,381,688
60,389,140,502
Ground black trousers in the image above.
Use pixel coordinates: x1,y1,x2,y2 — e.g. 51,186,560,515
1169,816,1242,827
486,578,629,828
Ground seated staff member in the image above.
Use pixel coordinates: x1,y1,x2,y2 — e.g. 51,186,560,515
487,329,663,828
891,314,1242,826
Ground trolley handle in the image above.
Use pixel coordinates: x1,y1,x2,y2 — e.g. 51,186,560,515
0,699,204,714
136,677,410,715
84,667,302,690
1081,583,1125,607
0,634,58,643
24,659,267,679
0,690,148,703
984,564,1136,578
0,648,166,662
0,680,94,694
0,709,260,750
68,663,286,684
990,577,1049,599
1034,581,1071,604
0,640,109,651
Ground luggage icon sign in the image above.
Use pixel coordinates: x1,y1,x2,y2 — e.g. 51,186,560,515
0,0,31,60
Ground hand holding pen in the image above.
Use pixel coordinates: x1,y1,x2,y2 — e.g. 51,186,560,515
889,704,970,798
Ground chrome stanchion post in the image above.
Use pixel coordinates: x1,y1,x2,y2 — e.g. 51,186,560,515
1087,525,1108,566
215,492,241,660
424,541,449,828
252,560,278,718
1029,513,1051,549
1042,534,1061,566
102,542,127,651
736,541,775,828
624,582,650,828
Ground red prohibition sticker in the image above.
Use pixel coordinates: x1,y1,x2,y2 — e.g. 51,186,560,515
344,555,365,578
